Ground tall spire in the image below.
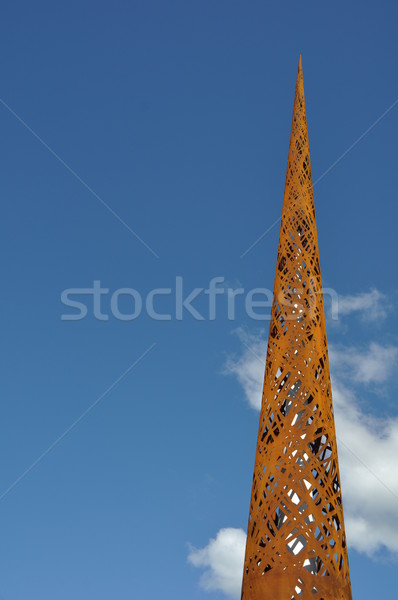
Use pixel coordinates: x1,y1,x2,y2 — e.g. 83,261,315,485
241,57,352,599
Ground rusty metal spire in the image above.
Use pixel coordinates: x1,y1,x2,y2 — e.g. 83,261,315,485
241,57,352,600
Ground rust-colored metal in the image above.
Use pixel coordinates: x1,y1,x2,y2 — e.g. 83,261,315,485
241,57,352,600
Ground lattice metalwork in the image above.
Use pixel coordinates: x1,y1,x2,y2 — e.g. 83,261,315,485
241,57,352,600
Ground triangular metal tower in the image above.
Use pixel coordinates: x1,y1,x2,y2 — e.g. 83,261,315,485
241,57,352,599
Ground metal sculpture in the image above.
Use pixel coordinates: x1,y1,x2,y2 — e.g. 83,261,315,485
241,57,352,599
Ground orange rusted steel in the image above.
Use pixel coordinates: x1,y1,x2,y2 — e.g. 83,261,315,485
241,57,352,600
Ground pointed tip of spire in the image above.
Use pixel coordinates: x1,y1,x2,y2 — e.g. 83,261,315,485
295,54,304,96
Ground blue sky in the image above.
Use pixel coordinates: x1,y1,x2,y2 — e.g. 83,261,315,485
0,1,397,599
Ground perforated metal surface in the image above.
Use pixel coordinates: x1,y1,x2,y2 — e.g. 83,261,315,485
241,57,352,600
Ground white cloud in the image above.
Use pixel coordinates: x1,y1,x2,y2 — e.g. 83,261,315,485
223,330,265,411
329,342,398,384
188,528,246,599
330,377,398,555
190,335,398,598
337,289,388,320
